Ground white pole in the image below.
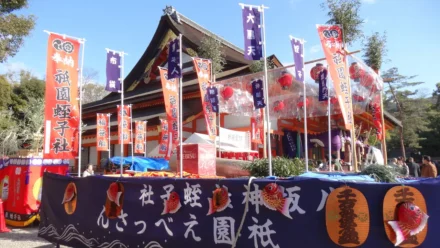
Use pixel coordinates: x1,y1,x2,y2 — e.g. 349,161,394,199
78,38,86,178
260,5,273,176
130,104,134,168
108,114,111,161
327,73,332,172
178,34,184,178
144,121,148,158
302,38,308,172
120,52,125,176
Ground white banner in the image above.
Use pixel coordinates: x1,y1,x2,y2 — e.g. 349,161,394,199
219,127,250,150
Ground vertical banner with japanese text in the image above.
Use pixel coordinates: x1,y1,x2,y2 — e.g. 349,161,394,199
241,6,263,60
43,34,81,159
96,114,110,151
134,121,147,154
117,105,131,144
105,51,121,92
290,37,305,83
192,58,216,140
317,24,354,130
167,38,181,79
158,68,179,151
158,119,172,159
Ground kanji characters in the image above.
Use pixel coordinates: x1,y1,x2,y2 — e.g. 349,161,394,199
140,184,154,207
317,187,335,212
184,182,202,208
248,217,279,248
213,216,236,245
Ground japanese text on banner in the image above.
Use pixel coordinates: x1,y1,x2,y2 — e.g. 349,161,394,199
117,105,131,144
317,24,354,130
158,119,172,159
134,121,147,154
159,68,179,157
192,58,216,140
43,34,81,159
96,114,110,151
241,6,263,60
105,52,121,92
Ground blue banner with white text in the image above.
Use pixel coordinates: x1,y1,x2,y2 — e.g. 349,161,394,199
38,172,440,247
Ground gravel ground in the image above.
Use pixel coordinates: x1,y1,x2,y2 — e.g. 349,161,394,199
0,225,68,248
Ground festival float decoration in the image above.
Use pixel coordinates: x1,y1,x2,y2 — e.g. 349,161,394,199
383,186,428,247
221,86,234,100
277,71,293,89
62,182,77,215
326,186,370,247
261,183,292,219
105,182,124,219
206,185,232,215
310,63,325,83
162,191,182,215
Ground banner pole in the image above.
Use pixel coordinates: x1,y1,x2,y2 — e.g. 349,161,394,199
178,33,184,178
120,52,125,176
108,114,111,161
260,5,273,176
327,71,332,172
144,121,148,158
78,39,86,178
302,38,309,172
130,104,134,168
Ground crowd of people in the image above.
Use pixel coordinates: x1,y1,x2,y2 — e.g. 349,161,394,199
390,155,438,178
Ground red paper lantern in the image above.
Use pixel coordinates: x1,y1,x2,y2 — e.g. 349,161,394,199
353,94,365,102
310,63,325,82
360,73,374,88
221,86,234,100
246,81,253,94
349,62,365,81
330,97,338,104
274,101,285,112
297,98,310,108
277,71,293,89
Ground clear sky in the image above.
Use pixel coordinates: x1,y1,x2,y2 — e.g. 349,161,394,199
1,0,439,93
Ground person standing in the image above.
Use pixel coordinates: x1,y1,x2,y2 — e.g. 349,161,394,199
83,164,94,177
421,155,437,178
407,157,421,177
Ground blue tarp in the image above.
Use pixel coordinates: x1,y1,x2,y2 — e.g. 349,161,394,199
110,156,169,172
298,172,377,183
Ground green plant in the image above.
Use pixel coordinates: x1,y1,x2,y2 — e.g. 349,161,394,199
197,36,226,75
244,157,306,177
360,164,403,183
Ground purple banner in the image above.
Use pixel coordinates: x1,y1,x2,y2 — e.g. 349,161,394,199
241,6,262,60
318,69,328,101
207,86,219,113
291,37,304,82
167,38,181,79
252,79,266,109
105,52,121,92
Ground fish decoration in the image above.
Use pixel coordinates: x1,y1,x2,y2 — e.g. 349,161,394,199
261,183,292,219
61,182,76,204
107,182,123,207
161,191,181,215
388,202,429,246
207,185,232,215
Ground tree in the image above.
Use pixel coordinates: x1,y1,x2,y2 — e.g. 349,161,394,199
249,58,276,73
363,32,387,72
197,36,226,75
0,75,12,110
0,0,36,62
81,68,109,104
382,68,427,158
321,0,364,45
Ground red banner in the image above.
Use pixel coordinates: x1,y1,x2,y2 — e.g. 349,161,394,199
158,68,179,149
317,25,354,130
251,109,263,144
371,95,383,140
43,34,81,159
96,114,110,151
158,119,172,160
192,58,217,140
134,121,147,154
117,105,131,144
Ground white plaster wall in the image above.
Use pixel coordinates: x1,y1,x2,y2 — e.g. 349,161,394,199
224,115,250,129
